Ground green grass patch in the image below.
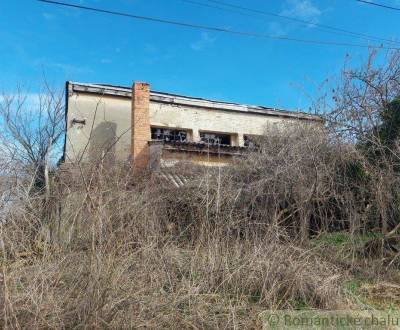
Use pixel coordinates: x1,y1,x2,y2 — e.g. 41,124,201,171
289,296,310,310
312,231,384,249
344,279,362,296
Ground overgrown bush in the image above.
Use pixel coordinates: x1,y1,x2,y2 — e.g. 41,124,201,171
0,125,393,328
1,146,353,328
2,50,400,328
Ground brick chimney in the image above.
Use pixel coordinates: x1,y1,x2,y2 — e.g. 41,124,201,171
131,82,151,172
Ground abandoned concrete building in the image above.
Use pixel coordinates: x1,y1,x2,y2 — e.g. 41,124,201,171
63,81,322,171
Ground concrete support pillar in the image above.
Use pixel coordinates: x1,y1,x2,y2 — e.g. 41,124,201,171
238,134,245,147
192,130,200,143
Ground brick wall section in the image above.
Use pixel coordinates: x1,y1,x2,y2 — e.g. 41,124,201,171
131,82,151,172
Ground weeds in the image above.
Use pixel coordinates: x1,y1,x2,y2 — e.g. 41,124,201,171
1,50,400,328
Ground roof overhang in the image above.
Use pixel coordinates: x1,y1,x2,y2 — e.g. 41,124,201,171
67,81,323,122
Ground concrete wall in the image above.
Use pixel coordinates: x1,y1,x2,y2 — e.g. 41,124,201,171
65,92,302,163
149,102,290,147
65,93,132,162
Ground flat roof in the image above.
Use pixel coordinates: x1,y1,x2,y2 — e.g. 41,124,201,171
67,81,323,121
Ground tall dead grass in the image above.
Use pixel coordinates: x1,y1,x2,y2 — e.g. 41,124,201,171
1,123,398,328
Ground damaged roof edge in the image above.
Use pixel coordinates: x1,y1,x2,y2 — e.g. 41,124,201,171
68,81,323,122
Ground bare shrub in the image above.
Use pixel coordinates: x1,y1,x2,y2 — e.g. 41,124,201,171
161,123,365,244
2,51,400,328
327,50,400,237
0,156,349,328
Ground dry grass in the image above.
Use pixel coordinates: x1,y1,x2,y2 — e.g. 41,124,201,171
2,240,346,328
1,124,399,328
0,156,353,329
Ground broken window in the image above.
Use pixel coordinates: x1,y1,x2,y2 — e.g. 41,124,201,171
244,135,261,149
151,127,188,142
200,132,231,146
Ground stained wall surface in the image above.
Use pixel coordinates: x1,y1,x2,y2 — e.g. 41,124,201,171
65,90,316,163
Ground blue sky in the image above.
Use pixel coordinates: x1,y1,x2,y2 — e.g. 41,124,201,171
0,0,399,111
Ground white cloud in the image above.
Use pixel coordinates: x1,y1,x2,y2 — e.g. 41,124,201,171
42,12,56,20
0,93,42,109
49,62,93,75
267,0,323,37
100,58,112,64
282,0,322,23
33,58,93,76
268,21,290,37
190,32,216,51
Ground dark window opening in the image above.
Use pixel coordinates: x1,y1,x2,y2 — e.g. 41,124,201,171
151,127,188,142
200,132,231,146
244,135,260,149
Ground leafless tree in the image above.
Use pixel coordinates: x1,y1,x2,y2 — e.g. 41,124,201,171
0,82,65,193
326,50,400,237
